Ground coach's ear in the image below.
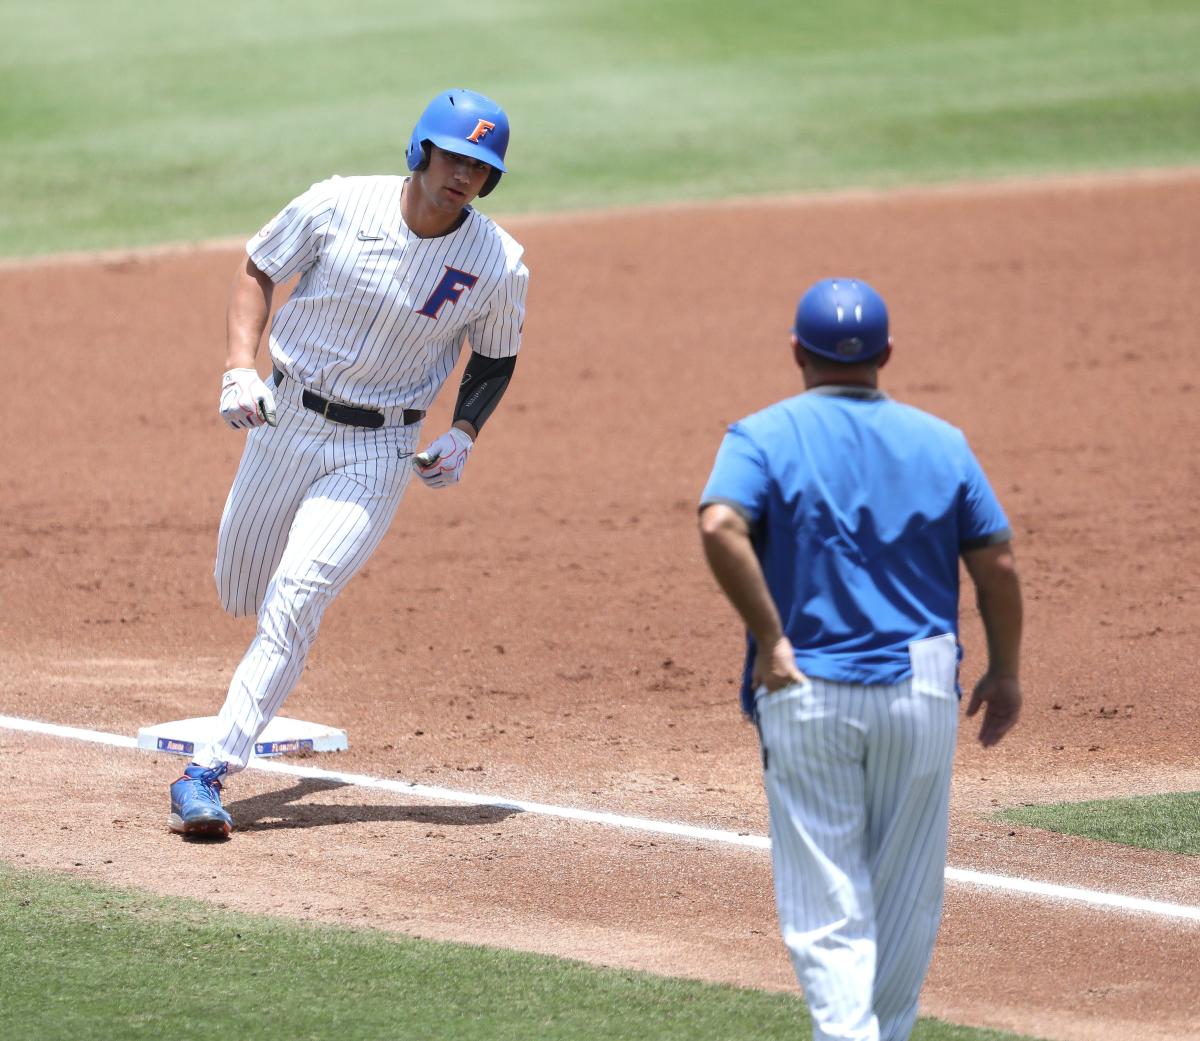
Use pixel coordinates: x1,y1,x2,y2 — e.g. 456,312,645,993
790,333,806,371
875,339,894,369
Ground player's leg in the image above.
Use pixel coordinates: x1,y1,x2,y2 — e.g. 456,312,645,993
214,387,322,617
757,679,879,1041
866,638,960,1041
170,384,327,836
196,424,416,774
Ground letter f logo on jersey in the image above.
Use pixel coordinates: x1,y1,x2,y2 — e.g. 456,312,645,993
417,266,479,319
467,119,496,143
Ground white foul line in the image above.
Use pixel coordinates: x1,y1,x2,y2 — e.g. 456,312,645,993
3,712,1198,924
943,866,1200,920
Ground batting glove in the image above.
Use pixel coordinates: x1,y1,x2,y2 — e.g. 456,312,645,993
219,368,277,429
414,427,474,488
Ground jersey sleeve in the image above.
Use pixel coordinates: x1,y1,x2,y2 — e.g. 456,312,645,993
246,178,338,284
957,437,1012,550
699,424,771,524
465,255,528,359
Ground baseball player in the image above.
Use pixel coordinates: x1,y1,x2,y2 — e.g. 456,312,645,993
169,88,528,838
698,278,1024,1041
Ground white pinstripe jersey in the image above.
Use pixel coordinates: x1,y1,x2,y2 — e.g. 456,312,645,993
248,175,528,410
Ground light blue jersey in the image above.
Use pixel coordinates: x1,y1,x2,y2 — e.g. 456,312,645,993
701,386,1010,712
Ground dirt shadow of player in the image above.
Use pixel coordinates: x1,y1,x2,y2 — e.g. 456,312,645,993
224,777,525,832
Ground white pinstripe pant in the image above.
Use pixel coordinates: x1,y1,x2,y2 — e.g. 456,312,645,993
196,374,418,773
755,635,959,1041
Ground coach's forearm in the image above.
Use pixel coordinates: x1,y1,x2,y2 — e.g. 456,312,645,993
699,506,782,646
225,258,274,370
976,575,1022,676
965,544,1023,677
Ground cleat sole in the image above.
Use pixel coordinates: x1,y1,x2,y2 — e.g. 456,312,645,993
168,812,232,839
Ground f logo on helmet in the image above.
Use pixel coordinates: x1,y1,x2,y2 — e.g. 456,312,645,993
467,119,496,143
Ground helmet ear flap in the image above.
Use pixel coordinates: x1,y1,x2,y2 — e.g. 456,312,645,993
406,138,431,173
478,166,502,198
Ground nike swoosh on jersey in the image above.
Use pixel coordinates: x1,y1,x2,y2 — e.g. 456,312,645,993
357,231,385,241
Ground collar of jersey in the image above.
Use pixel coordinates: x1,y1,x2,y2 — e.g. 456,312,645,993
806,385,888,401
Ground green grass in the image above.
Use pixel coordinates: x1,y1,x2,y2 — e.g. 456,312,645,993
0,864,1041,1041
1,0,1198,255
1000,792,1200,855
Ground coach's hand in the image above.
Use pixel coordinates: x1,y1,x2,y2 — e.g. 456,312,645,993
966,672,1022,747
753,635,807,693
220,368,277,429
415,427,474,488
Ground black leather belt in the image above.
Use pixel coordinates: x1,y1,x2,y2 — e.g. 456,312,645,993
274,367,424,428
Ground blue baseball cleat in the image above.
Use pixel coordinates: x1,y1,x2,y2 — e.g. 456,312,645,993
169,763,233,838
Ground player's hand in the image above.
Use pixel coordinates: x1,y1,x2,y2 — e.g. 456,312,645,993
414,427,474,488
753,635,807,693
965,672,1022,747
219,368,277,429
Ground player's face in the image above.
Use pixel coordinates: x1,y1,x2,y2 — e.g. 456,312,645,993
421,145,492,210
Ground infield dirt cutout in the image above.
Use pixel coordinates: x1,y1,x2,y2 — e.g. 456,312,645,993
2,171,1199,1041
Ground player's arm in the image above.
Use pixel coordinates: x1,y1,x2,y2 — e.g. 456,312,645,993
447,253,527,442
226,257,273,370
218,257,278,429
219,180,333,430
450,350,518,440
416,256,527,487
962,539,1024,746
414,351,517,484
698,504,805,693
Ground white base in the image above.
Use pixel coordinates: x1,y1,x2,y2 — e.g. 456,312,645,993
136,716,348,758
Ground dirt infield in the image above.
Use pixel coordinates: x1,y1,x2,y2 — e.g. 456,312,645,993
2,171,1199,1040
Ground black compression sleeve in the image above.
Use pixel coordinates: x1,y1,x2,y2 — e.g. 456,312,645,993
453,351,517,432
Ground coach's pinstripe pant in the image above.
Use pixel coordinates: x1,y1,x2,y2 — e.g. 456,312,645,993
755,635,959,1041
196,374,418,773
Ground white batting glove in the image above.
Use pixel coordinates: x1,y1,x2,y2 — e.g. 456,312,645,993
219,368,277,429
414,427,474,488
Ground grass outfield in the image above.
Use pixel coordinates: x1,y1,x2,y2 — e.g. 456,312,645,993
0,865,1042,1041
1001,793,1200,855
1,1,1198,256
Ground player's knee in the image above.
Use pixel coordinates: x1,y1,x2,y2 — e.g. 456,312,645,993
218,589,258,619
214,567,260,618
259,573,332,646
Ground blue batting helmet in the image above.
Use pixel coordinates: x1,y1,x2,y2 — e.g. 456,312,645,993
406,88,510,197
792,278,890,362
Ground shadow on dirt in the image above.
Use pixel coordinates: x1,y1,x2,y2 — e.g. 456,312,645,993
225,777,524,832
